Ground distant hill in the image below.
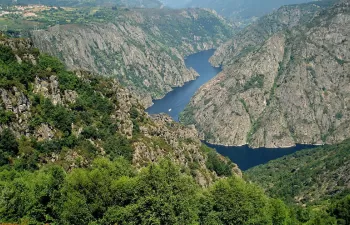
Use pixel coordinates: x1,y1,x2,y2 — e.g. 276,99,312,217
187,0,315,19
26,7,233,107
0,0,162,8
160,0,190,8
162,0,317,25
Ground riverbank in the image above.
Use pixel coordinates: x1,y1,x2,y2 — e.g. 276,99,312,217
146,49,319,170
146,49,221,121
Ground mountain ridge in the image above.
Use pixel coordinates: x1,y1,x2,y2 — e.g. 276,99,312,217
24,7,233,107
0,33,240,186
180,0,350,148
1,0,163,8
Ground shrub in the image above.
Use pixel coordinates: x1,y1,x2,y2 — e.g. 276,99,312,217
243,74,265,91
335,112,343,120
103,135,134,162
0,129,19,165
0,109,15,124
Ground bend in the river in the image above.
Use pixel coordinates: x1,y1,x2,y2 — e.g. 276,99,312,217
146,50,317,170
146,49,220,122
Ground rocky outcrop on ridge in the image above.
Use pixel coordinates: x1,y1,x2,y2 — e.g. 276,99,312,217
30,8,233,107
181,1,350,148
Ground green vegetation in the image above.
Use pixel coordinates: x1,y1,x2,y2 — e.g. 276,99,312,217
0,109,15,124
0,157,289,224
244,139,350,225
1,9,350,224
243,74,265,91
0,37,142,169
334,57,346,65
0,129,19,165
1,5,233,100
1,36,292,224
329,195,350,225
246,117,262,144
179,105,197,125
336,112,343,120
201,144,233,176
2,140,349,224
246,139,350,204
1,5,233,46
239,98,249,113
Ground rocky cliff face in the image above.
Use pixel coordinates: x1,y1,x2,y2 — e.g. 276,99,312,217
181,1,350,148
209,1,334,67
30,8,233,107
185,0,315,24
0,35,240,185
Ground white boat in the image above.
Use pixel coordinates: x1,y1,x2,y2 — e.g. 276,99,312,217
168,108,172,112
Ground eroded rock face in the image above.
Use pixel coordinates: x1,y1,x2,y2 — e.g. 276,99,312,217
30,8,233,107
133,113,237,186
0,87,31,136
210,2,327,67
0,34,242,185
181,2,350,148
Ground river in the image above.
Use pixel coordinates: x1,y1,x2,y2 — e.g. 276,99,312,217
146,49,316,170
146,49,221,122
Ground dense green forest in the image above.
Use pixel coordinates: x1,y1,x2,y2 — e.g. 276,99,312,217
0,157,291,224
246,139,350,205
0,32,350,224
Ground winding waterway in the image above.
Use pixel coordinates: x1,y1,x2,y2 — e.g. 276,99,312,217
146,49,316,170
146,49,221,122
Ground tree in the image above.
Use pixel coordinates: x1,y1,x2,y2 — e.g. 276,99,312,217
58,158,135,224
102,160,200,225
0,129,18,165
305,210,337,225
330,195,350,225
199,176,271,225
269,199,291,225
103,135,133,162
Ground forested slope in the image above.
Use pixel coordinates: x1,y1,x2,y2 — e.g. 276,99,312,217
0,24,350,225
0,5,233,106
246,139,350,204
0,33,297,225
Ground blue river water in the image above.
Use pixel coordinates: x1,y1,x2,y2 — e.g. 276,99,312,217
146,49,317,170
146,49,221,122
205,142,317,171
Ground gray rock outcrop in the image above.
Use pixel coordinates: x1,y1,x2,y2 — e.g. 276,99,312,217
181,1,350,148
30,8,233,107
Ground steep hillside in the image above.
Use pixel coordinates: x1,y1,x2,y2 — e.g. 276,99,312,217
185,0,314,23
0,34,316,225
246,139,350,204
0,34,241,187
210,0,336,67
26,7,233,106
1,30,350,225
181,1,350,147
